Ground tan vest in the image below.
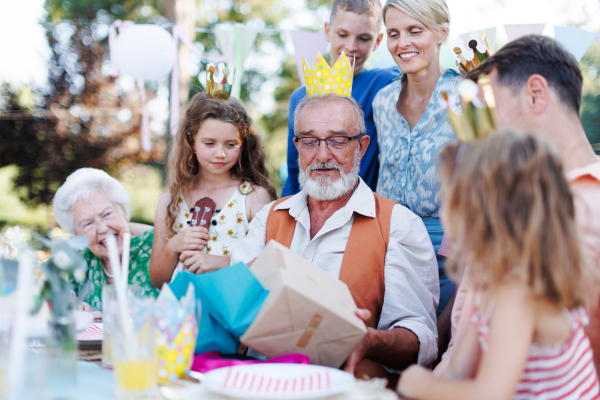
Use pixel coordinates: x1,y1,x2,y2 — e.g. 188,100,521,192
265,193,396,329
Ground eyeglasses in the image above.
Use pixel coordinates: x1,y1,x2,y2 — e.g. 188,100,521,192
294,134,363,152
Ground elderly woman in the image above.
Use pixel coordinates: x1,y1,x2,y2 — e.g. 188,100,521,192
53,168,159,312
373,0,461,316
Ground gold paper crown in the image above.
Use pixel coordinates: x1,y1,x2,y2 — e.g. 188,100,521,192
206,63,235,99
442,74,497,142
301,52,355,97
453,31,492,73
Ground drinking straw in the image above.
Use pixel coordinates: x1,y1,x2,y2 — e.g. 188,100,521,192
121,233,130,292
105,236,133,354
6,251,35,400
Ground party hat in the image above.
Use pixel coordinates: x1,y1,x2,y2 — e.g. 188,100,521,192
206,63,236,99
301,52,354,97
441,74,497,142
155,283,199,384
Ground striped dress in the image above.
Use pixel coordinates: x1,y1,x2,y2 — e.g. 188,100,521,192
471,292,600,399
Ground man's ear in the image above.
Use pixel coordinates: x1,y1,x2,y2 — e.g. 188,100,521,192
359,135,370,157
324,21,332,43
372,32,384,52
525,74,550,115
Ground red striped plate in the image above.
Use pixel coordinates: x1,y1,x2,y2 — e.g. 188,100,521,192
203,364,355,399
76,322,103,341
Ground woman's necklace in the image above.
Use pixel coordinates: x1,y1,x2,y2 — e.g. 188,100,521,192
102,263,114,278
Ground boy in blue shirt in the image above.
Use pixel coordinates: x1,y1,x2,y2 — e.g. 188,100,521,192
282,0,400,196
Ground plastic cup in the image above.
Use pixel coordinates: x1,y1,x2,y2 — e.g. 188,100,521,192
101,284,142,369
109,290,156,399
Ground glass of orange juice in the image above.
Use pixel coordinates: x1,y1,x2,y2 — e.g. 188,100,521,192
111,295,156,399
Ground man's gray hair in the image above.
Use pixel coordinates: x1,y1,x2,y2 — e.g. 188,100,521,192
293,95,367,137
53,168,131,234
331,0,383,31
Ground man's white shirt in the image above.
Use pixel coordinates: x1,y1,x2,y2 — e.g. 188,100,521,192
231,178,440,366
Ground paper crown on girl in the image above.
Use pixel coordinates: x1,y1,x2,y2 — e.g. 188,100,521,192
453,31,493,73
441,74,497,142
301,52,355,97
206,63,236,99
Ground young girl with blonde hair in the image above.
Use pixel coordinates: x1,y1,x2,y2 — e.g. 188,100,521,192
149,93,277,288
398,130,600,399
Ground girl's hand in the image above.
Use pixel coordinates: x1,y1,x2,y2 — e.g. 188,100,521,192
167,227,210,254
397,365,432,398
180,251,230,274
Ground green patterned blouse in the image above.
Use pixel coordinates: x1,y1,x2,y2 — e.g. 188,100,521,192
77,228,159,311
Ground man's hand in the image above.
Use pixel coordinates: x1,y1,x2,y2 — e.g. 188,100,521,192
397,364,433,398
180,251,230,274
344,309,374,374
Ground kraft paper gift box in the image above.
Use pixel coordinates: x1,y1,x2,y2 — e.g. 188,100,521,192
170,264,269,355
240,240,367,368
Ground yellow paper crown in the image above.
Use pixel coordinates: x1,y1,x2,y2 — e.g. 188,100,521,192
301,52,354,97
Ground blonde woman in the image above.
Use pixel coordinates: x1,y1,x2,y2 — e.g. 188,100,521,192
373,0,461,316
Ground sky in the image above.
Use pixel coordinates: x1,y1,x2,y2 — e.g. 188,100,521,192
1,0,599,86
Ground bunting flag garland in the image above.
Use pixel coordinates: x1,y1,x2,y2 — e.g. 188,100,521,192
459,27,497,53
104,20,598,154
554,26,597,62
214,26,257,99
291,31,329,86
503,24,546,42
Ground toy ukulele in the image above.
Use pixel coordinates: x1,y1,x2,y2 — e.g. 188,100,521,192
190,197,216,228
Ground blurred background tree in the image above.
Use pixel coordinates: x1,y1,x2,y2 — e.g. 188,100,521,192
580,41,600,155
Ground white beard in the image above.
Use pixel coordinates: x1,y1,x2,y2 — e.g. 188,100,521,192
298,148,361,201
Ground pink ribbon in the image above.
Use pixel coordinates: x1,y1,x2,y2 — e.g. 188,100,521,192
191,352,310,373
108,20,134,77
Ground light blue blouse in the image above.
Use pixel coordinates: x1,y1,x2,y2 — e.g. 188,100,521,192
373,69,462,218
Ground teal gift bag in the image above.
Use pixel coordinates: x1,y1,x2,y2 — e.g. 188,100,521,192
170,263,268,354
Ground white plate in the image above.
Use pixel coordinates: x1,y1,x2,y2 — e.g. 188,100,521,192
203,363,355,399
0,299,94,337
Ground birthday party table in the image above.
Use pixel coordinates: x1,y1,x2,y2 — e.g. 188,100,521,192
74,360,399,400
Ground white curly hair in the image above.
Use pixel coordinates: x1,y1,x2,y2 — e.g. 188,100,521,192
53,168,130,234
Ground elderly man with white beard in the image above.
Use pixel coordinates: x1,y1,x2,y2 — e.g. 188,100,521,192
231,95,439,381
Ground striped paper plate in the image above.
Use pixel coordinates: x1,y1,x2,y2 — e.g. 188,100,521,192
76,323,103,348
203,363,355,399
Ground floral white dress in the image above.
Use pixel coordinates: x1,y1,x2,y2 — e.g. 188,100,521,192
170,182,252,281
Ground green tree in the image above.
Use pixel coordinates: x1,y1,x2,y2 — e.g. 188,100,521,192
0,1,166,206
580,39,600,155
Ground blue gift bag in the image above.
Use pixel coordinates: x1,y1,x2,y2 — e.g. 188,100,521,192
170,263,269,354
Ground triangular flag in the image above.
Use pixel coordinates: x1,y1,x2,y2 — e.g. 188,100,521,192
214,26,257,98
554,26,596,62
459,27,497,54
290,31,329,86
504,24,546,42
